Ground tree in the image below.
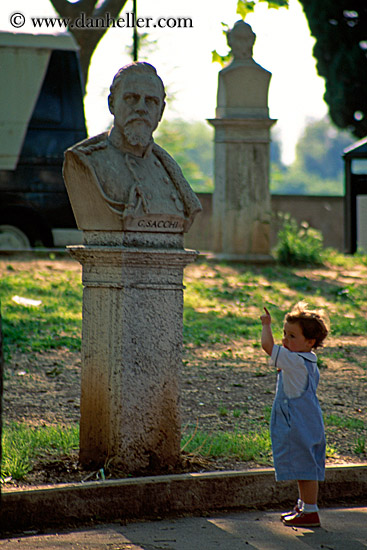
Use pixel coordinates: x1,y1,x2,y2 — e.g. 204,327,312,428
294,117,353,179
155,121,283,193
270,129,284,168
299,1,367,138
236,0,289,18
270,116,353,196
155,120,214,192
50,0,129,87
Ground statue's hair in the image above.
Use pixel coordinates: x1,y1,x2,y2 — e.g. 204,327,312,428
285,301,329,349
108,62,166,113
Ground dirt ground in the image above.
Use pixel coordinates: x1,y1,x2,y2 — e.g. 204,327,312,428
2,257,367,488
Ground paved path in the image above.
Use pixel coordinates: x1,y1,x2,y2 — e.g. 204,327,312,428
1,507,366,549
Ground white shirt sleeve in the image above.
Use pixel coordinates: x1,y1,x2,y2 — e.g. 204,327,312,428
269,345,308,399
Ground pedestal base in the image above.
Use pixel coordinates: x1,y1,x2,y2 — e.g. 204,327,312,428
68,245,198,473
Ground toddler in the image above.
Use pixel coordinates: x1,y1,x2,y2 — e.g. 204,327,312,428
260,301,329,527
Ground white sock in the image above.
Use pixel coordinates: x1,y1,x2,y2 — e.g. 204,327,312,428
297,498,304,510
303,503,319,513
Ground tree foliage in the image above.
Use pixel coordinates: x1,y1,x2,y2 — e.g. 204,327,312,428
271,117,353,196
298,0,367,138
154,117,351,196
155,120,214,192
294,117,353,179
236,0,288,19
49,0,129,86
153,117,351,196
152,117,348,196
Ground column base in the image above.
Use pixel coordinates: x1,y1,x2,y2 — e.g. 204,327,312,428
68,244,198,473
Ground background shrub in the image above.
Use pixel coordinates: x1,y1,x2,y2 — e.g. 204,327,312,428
274,214,325,266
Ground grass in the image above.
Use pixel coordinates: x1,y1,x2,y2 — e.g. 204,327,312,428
2,420,272,480
6,410,356,481
181,427,273,465
0,267,82,360
1,423,79,481
2,420,272,481
2,251,367,358
181,427,340,465
184,257,367,344
355,437,366,455
324,414,365,431
324,414,366,458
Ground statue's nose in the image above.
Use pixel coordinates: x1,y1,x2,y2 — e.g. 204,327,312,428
135,96,148,114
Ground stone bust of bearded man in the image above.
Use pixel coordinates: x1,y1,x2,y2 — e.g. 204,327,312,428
63,62,201,237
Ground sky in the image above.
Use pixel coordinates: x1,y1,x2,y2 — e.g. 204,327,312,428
0,0,328,164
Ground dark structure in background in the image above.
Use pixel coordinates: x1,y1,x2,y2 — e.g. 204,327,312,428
344,137,367,254
0,308,3,508
0,33,86,249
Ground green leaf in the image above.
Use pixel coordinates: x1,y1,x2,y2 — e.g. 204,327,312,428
260,0,289,8
237,0,289,19
236,0,256,19
211,50,232,67
259,0,289,10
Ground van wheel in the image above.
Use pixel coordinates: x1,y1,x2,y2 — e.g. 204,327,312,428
0,225,31,250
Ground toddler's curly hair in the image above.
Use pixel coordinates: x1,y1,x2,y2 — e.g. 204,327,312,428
285,301,329,349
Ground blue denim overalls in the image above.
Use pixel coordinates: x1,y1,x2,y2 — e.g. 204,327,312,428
270,351,326,481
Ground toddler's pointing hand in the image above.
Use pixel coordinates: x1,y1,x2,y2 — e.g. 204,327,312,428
260,307,272,326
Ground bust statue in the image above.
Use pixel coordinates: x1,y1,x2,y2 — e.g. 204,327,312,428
227,19,256,61
63,62,202,234
216,21,272,119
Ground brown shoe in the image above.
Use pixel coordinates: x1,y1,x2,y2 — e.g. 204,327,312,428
280,506,301,520
282,511,321,527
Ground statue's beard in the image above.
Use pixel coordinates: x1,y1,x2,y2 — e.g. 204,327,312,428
122,119,153,148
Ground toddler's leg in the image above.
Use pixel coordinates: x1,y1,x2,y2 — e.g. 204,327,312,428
297,480,318,505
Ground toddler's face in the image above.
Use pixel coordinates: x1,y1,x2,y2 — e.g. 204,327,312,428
282,321,315,353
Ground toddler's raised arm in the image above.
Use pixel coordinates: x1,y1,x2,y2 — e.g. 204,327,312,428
260,307,274,356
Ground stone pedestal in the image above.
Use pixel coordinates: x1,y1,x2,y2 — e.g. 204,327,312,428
209,20,276,262
208,117,276,260
69,241,198,472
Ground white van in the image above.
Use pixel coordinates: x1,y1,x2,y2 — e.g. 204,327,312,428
0,32,86,249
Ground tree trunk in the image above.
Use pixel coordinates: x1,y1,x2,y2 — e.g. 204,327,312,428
50,0,130,89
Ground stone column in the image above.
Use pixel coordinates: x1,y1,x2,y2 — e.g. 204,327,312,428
208,20,276,261
68,241,197,472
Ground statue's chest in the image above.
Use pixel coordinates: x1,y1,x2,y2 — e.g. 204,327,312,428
97,151,184,215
